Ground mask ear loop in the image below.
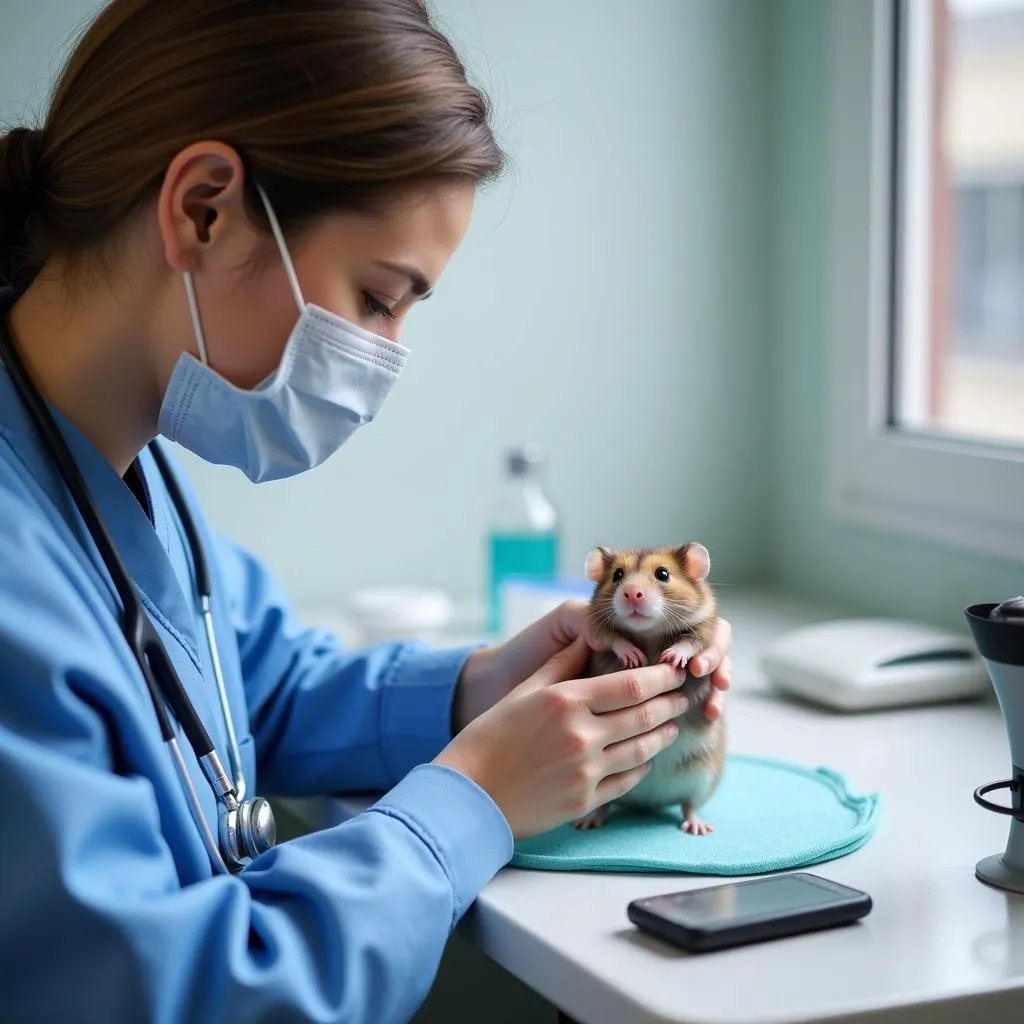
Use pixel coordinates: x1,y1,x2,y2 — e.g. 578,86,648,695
182,272,208,366
256,184,305,313
180,183,303,368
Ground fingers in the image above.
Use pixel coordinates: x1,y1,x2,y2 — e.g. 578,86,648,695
542,599,598,650
602,719,680,776
598,689,689,744
704,687,725,720
582,662,681,714
543,598,609,653
580,615,610,653
709,653,732,693
518,636,591,694
594,763,653,806
492,601,602,695
688,617,733,682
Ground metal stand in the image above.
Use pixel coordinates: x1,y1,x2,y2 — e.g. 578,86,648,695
974,767,1024,895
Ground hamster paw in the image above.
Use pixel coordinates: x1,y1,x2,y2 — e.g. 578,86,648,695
571,807,607,830
660,641,696,671
680,814,714,836
612,638,647,669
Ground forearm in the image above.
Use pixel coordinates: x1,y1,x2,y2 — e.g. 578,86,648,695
252,634,482,795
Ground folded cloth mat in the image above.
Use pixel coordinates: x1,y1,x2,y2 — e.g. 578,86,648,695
511,753,880,875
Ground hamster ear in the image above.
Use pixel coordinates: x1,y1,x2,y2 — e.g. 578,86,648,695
677,542,710,582
585,546,614,582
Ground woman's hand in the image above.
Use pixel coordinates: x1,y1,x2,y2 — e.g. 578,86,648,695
453,600,732,731
436,638,690,838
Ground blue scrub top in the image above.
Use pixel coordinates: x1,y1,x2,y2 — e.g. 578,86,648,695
0,350,513,1022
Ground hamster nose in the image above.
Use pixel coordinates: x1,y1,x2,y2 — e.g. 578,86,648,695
624,586,644,604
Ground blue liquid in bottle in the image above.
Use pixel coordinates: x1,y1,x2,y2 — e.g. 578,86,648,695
487,532,560,633
486,446,560,635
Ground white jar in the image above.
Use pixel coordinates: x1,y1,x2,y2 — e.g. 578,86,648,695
347,586,454,647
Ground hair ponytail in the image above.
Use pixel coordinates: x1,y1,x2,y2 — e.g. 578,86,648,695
0,126,47,293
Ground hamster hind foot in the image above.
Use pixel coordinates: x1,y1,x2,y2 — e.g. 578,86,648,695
571,806,608,830
680,800,714,836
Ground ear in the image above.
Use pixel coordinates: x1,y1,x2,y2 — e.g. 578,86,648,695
156,141,248,272
585,546,615,582
678,542,710,582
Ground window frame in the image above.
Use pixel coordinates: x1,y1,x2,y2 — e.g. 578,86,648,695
827,0,1024,564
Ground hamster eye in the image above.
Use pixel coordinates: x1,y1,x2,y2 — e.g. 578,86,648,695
612,568,624,583
654,567,670,582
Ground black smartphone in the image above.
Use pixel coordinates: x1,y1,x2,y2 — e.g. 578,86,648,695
626,872,872,953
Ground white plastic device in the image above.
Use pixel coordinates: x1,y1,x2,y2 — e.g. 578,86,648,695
759,618,991,711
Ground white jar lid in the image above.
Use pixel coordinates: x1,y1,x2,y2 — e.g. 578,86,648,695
347,586,453,632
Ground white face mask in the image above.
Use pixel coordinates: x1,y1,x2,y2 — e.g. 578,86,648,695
157,185,408,483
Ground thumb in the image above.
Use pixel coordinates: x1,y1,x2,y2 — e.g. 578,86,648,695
519,636,590,693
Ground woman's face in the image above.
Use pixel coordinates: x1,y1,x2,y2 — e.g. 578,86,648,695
153,146,476,392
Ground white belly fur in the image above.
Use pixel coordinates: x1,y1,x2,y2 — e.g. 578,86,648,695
615,722,721,809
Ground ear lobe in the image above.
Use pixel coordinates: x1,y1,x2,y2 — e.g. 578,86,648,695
585,546,614,582
678,542,710,582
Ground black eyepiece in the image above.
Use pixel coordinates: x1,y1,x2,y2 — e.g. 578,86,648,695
990,597,1024,621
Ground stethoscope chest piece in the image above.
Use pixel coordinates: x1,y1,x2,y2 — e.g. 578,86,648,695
221,795,278,871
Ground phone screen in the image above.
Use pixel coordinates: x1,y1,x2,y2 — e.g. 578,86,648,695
641,875,851,928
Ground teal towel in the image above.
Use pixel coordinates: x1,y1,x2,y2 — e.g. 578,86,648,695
511,753,881,875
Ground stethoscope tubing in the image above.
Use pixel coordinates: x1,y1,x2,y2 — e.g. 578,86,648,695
0,317,248,873
149,442,247,801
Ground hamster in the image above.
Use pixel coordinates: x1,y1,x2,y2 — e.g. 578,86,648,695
573,542,725,835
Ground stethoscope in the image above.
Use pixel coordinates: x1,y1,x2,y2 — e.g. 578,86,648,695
0,316,276,876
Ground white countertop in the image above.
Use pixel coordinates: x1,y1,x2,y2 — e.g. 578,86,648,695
287,588,1024,1024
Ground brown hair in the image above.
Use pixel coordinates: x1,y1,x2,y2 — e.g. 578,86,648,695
0,0,504,295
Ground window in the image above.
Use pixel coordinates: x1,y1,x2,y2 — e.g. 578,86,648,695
895,0,1024,443
828,0,1024,562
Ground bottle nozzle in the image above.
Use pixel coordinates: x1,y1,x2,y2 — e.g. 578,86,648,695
507,444,545,476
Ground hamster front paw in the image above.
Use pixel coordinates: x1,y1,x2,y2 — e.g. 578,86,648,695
612,637,647,669
660,641,696,671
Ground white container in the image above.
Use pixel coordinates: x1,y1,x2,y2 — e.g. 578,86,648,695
347,586,454,647
499,577,595,640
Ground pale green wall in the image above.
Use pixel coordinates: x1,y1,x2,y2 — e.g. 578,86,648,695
1,0,773,616
3,0,1016,634
768,0,1023,632
177,0,775,613
0,2,103,118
